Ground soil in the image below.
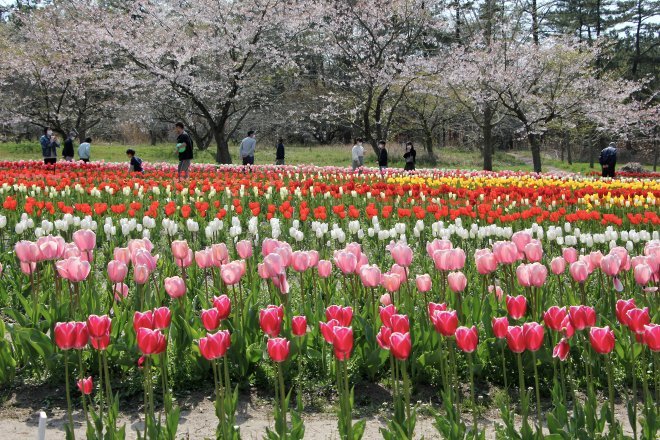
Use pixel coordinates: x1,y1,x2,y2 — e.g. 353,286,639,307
0,382,638,439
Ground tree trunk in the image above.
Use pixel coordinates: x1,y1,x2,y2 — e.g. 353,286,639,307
424,131,437,165
455,0,461,42
632,0,642,76
213,126,232,164
565,131,572,165
528,132,542,172
483,105,494,171
531,0,539,45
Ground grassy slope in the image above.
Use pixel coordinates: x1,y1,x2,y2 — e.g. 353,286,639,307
0,141,607,173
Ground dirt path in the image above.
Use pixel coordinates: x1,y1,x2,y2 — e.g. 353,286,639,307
506,151,565,174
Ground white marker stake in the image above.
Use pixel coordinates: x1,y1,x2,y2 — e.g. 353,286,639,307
37,411,47,440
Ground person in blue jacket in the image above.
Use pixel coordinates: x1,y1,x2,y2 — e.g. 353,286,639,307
599,142,617,178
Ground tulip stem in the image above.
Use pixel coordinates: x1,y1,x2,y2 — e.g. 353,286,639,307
343,360,352,440
77,352,90,429
103,351,113,407
629,331,638,440
468,353,477,434
64,351,76,439
500,341,508,390
517,352,527,427
277,362,287,439
606,354,615,427
531,350,542,429
97,352,105,427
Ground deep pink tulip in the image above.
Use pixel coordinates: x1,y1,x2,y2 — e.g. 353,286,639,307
455,326,479,353
259,305,284,337
87,315,111,339
137,328,167,355
213,295,232,320
506,295,527,320
569,305,596,331
553,338,570,361
199,330,231,360
379,305,397,328
390,314,410,333
643,324,659,351
325,305,353,326
492,316,509,339
616,299,636,326
153,307,172,329
431,310,458,337
506,325,526,353
331,326,353,360
77,376,93,395
267,337,290,362
626,307,650,334
390,332,411,360
523,322,544,351
376,326,392,350
427,302,447,321
292,316,307,337
589,326,615,354
543,306,567,331
133,311,154,332
319,319,339,343
201,308,221,331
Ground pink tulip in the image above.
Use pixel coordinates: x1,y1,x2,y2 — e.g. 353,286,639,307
569,261,589,283
317,260,332,278
220,262,243,285
489,285,504,301
133,264,150,285
211,243,229,266
415,274,432,292
132,249,157,272
516,264,531,287
114,283,129,301
175,249,193,268
492,241,518,265
307,250,320,267
291,251,311,272
36,235,66,260
274,244,293,267
562,247,578,264
380,293,392,306
359,265,381,288
114,247,131,265
334,251,358,275
164,276,186,299
388,242,413,267
390,264,407,283
447,271,467,293
432,248,466,271
56,257,91,282
426,239,452,257
528,262,547,287
600,254,621,277
475,251,498,275
171,240,190,260
589,251,603,268
236,240,253,259
63,243,81,259
272,272,290,294
610,247,630,271
550,257,566,275
20,261,36,275
523,241,543,262
261,238,280,256
15,240,40,263
107,260,128,283
512,231,532,253
633,264,652,286
195,249,214,269
381,273,402,293
73,229,96,251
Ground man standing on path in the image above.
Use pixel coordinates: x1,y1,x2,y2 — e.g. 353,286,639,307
377,140,388,174
175,122,193,179
599,142,617,178
351,138,364,171
275,138,285,165
40,127,58,165
240,130,256,166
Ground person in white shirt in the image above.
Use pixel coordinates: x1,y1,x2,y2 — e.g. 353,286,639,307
351,138,364,171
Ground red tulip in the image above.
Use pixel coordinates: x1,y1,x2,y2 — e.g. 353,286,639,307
292,315,307,337
164,276,186,299
332,326,353,360
137,328,167,355
199,330,231,360
626,307,650,334
616,299,636,326
267,337,290,362
543,306,567,332
455,326,479,353
643,324,659,351
325,305,352,327
506,295,527,320
319,319,339,344
379,304,397,328
376,326,392,350
523,322,544,351
552,338,570,361
201,308,221,331
153,307,172,329
77,376,93,395
390,314,410,333
213,295,231,320
506,326,526,353
259,305,284,337
431,310,458,337
492,316,509,339
569,305,596,331
390,332,412,360
133,311,154,332
86,315,111,339
589,326,615,354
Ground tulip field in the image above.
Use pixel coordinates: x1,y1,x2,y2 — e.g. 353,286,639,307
0,160,658,440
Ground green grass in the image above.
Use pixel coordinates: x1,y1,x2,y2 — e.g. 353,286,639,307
0,141,607,173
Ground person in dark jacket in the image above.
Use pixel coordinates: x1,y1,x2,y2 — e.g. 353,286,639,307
175,122,193,179
126,149,144,173
599,142,617,178
40,127,58,165
62,132,75,161
377,140,388,173
275,138,285,165
403,142,416,171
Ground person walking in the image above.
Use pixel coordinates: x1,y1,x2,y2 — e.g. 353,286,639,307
62,132,75,162
239,130,256,166
351,138,364,171
175,122,193,179
403,142,416,171
78,137,92,163
377,140,388,174
275,138,285,165
599,142,617,178
40,127,58,165
126,149,144,173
